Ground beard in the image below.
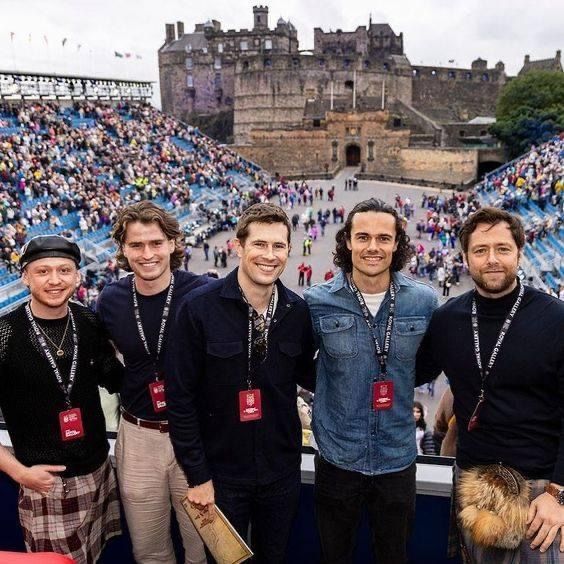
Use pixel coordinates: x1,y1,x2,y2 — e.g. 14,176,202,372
471,269,517,295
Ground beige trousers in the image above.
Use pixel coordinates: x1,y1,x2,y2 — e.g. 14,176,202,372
115,418,206,564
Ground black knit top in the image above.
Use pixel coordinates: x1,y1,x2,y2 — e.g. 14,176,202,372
0,302,123,477
416,284,564,484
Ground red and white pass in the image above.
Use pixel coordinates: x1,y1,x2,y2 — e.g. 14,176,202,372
239,389,262,422
373,380,394,410
149,381,167,413
59,408,85,441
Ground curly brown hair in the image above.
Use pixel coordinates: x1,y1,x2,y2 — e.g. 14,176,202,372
112,201,185,271
333,198,413,273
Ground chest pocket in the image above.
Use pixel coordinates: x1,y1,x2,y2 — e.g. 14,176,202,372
393,317,428,361
206,341,244,386
319,314,358,359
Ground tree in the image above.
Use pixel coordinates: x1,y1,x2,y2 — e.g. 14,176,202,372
490,71,564,158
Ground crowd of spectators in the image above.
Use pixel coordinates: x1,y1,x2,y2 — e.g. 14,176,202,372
0,101,265,273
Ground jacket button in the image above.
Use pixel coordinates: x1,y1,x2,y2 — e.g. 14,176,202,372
335,321,339,327
410,326,415,331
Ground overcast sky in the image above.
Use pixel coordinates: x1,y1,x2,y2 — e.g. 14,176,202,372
1,0,562,108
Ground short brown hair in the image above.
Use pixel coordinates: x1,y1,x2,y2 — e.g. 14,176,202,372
235,203,291,245
112,201,185,271
459,207,525,254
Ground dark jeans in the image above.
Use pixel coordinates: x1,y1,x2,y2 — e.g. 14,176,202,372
314,456,416,564
211,470,301,564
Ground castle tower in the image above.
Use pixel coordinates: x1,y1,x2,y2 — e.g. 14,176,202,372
253,6,269,30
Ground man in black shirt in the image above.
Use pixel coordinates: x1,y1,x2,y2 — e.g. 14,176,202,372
0,235,123,562
97,202,207,563
167,203,315,563
416,208,564,561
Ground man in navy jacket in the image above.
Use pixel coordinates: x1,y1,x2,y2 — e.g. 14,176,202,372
167,203,315,563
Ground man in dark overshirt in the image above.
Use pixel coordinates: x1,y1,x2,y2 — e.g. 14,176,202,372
416,207,564,561
167,203,315,563
97,202,207,564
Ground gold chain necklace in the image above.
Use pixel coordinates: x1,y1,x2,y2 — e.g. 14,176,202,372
36,314,71,357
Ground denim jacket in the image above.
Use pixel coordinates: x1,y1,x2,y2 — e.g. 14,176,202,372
304,271,438,475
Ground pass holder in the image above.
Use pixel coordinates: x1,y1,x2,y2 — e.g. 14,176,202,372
59,407,84,441
373,379,394,410
149,376,167,413
239,389,262,422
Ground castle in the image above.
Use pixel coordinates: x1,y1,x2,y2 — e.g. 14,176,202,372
158,7,562,185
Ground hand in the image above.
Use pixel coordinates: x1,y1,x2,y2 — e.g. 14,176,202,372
18,465,66,496
188,480,215,519
526,491,564,552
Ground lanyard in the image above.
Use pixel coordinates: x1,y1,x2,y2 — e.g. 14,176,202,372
468,282,524,431
242,286,276,390
25,303,79,408
349,275,396,378
131,273,174,365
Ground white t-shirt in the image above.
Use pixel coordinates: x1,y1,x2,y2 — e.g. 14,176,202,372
360,290,387,317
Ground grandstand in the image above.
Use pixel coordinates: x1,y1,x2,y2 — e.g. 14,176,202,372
476,135,564,293
0,73,269,313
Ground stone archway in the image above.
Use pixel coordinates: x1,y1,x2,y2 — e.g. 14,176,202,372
346,144,361,166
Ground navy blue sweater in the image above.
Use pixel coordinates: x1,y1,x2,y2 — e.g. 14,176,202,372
416,284,564,484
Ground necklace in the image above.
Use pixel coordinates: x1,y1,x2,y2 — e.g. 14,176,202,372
36,314,71,358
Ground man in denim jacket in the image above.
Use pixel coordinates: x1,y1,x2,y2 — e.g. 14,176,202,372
305,198,438,564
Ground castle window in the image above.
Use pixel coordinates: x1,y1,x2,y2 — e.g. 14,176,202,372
481,73,489,81
465,72,472,80
313,119,321,127
448,70,456,79
393,117,402,128
186,75,194,88
459,130,466,137
480,130,487,136
185,58,193,70
364,60,371,69
185,44,192,53
344,59,351,69
214,73,222,88
202,47,208,54
240,40,248,51
217,43,224,54
264,39,272,50
214,57,222,70
431,69,438,77
264,58,272,67
292,58,300,68
383,62,389,71
318,59,325,67
242,60,249,71
345,80,354,90
412,68,419,77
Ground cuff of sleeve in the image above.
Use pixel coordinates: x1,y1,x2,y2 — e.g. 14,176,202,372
186,463,211,487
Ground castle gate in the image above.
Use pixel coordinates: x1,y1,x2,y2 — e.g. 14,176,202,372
346,144,361,166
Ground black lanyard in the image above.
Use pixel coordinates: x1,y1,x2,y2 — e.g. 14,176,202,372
468,282,524,431
242,287,276,390
131,273,174,369
349,275,396,378
26,303,79,409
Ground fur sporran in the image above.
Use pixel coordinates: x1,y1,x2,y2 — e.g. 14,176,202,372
456,464,530,550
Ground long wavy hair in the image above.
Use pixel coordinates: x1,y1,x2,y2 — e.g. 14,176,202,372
112,201,185,271
333,198,413,273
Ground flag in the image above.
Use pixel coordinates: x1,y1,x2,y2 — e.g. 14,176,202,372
10,32,14,42
62,37,67,47
125,52,132,58
114,51,124,58
135,54,142,60
43,35,48,45
77,44,81,51
448,59,455,63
